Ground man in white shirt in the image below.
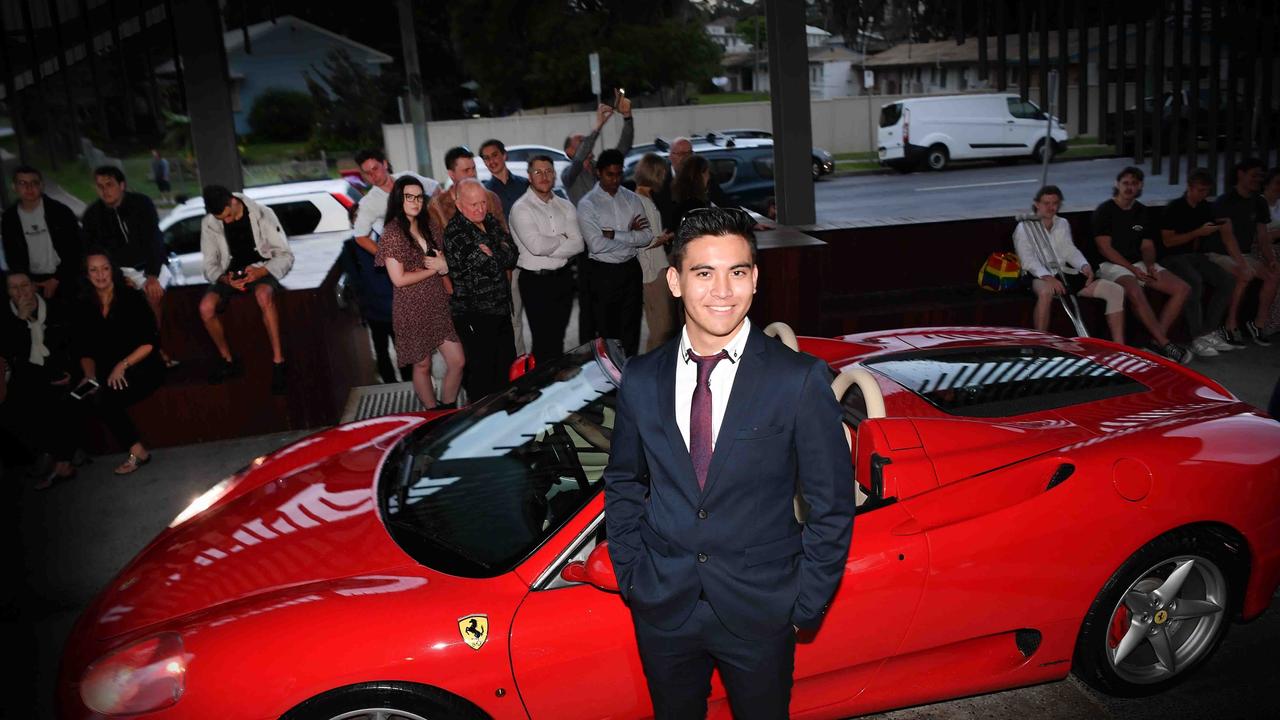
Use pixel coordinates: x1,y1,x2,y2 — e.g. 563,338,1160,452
576,149,653,357
510,155,585,363
1,166,82,302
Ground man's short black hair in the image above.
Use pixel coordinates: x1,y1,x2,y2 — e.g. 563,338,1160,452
479,139,505,156
670,207,757,271
1188,168,1215,188
354,148,387,166
94,165,125,183
12,164,42,182
445,146,474,171
1234,157,1265,178
202,185,234,215
597,149,624,171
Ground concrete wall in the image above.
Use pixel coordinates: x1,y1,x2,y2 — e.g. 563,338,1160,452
385,84,1136,181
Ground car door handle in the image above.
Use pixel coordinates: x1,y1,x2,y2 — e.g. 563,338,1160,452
1006,120,1016,124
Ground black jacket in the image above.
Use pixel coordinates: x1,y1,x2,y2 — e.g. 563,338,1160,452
0,299,76,386
1,195,83,288
80,192,165,276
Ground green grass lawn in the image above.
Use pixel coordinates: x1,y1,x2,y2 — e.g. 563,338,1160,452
691,91,770,105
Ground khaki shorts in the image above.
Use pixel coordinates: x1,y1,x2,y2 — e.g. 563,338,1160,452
1097,261,1165,287
1207,252,1265,275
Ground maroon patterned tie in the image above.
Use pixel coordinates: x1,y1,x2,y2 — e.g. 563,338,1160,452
689,350,728,490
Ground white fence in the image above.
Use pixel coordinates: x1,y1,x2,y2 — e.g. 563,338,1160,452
385,85,1126,181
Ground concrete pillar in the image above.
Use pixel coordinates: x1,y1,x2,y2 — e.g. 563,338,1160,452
766,0,816,225
172,0,242,191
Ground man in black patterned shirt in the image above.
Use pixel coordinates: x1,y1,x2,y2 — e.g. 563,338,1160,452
444,180,519,401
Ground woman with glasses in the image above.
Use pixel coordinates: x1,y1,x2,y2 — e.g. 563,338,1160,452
375,176,464,410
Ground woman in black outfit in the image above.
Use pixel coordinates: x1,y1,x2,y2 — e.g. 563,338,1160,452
670,154,712,231
76,248,163,474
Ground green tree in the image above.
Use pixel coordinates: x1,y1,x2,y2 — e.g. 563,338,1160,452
303,49,400,151
735,16,766,49
248,88,316,142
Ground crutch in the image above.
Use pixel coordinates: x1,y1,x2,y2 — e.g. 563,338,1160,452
1017,212,1090,337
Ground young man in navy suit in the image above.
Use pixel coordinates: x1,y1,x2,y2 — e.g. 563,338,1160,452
604,208,855,719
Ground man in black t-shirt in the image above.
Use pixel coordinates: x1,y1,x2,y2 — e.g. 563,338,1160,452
198,185,295,392
1093,166,1193,364
1160,168,1237,357
1206,158,1279,346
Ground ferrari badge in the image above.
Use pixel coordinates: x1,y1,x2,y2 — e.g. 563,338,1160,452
458,614,489,650
1154,609,1168,625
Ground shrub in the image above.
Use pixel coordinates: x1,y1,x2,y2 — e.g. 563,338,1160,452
248,88,316,142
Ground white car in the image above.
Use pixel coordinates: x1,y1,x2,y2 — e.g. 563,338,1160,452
473,144,572,189
161,179,360,286
877,93,1070,171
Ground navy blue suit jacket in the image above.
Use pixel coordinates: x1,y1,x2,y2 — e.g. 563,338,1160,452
604,326,855,639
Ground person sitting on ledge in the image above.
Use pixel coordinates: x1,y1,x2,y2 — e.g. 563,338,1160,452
198,185,294,393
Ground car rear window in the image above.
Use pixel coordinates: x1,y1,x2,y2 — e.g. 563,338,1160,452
270,200,323,236
865,346,1147,418
880,103,903,127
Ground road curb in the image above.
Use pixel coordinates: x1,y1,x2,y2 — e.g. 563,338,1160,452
828,149,1121,179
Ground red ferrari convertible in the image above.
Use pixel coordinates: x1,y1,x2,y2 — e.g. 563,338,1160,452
59,327,1280,719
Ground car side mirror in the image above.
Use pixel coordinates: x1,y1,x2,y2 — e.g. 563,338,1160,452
560,541,619,592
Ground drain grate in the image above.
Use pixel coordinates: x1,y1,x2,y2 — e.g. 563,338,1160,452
341,382,426,422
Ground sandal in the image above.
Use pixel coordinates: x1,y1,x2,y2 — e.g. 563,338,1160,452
34,469,76,491
114,453,152,475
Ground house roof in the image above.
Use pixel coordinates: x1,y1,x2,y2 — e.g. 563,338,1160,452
155,15,393,73
864,24,1192,68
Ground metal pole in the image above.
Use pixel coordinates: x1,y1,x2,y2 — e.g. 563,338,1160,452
1115,7,1127,155
1019,2,1030,101
395,0,432,176
997,0,1007,91
1259,1,1276,168
1077,0,1087,134
1058,0,1069,125
1039,0,1050,110
1098,2,1110,145
1041,70,1058,189
1208,0,1220,190
1133,0,1146,164
1152,0,1165,177
1172,0,1185,184
1188,0,1202,180
978,0,988,82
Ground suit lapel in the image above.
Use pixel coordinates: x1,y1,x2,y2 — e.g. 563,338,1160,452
655,340,698,491
700,328,768,498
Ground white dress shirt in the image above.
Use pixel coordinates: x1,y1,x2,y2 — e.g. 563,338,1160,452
509,188,585,271
675,318,752,452
1012,215,1089,278
577,183,654,263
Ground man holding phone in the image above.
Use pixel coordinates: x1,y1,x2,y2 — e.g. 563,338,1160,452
197,185,294,392
1160,168,1239,358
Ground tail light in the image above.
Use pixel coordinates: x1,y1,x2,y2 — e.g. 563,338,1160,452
330,192,356,210
903,108,910,144
81,633,188,714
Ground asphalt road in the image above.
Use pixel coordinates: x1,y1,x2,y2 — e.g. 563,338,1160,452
815,155,1210,227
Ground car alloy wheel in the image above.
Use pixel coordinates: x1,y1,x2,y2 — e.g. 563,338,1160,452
1073,528,1237,697
1105,555,1227,684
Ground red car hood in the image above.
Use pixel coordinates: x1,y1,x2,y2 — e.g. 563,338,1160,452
86,416,427,641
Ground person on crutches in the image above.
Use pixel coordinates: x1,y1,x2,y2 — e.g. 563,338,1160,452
1013,185,1127,343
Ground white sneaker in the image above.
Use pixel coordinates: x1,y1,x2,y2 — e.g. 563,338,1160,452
1207,333,1236,352
1192,335,1220,357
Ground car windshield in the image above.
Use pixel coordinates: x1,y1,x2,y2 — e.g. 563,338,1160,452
379,340,625,578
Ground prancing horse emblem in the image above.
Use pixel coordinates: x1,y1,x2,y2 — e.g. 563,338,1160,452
458,614,489,650
1154,609,1169,625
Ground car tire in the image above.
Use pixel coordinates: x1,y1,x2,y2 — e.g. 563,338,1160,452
812,159,822,180
281,682,487,720
1072,527,1241,698
1033,139,1056,163
925,144,949,171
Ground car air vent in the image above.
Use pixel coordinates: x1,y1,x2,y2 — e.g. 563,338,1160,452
1045,463,1075,491
341,382,427,422
1015,629,1042,658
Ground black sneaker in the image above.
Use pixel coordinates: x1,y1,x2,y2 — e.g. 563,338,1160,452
1245,320,1273,347
208,357,241,385
1218,326,1248,348
271,362,287,395
1150,341,1194,365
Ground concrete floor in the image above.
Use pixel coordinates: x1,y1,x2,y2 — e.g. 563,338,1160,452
6,342,1278,719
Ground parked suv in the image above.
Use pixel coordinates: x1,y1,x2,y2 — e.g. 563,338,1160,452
708,129,835,180
878,93,1070,171
624,137,775,213
161,179,360,286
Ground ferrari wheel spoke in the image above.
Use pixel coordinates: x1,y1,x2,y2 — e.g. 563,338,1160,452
1112,617,1150,665
1123,590,1152,613
1149,627,1176,673
1169,598,1223,620
1152,559,1195,607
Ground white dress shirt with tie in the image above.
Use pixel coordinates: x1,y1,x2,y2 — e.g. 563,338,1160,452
675,318,752,452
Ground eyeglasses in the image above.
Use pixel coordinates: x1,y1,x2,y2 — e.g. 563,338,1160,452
15,179,40,188
403,193,425,203
529,168,555,177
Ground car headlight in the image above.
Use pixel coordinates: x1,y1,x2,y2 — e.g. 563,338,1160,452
81,633,187,715
170,474,243,528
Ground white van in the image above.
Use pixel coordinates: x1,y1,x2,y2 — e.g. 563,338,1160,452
877,94,1070,171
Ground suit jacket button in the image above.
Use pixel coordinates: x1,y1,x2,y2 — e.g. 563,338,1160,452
697,552,708,563
697,509,708,519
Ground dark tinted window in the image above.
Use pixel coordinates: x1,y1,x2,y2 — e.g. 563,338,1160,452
505,148,529,162
752,155,775,179
866,346,1146,418
164,216,203,255
269,201,322,236
709,158,738,186
1006,98,1045,120
880,103,903,127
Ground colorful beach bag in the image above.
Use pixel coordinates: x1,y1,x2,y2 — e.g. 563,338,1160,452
978,251,1022,292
